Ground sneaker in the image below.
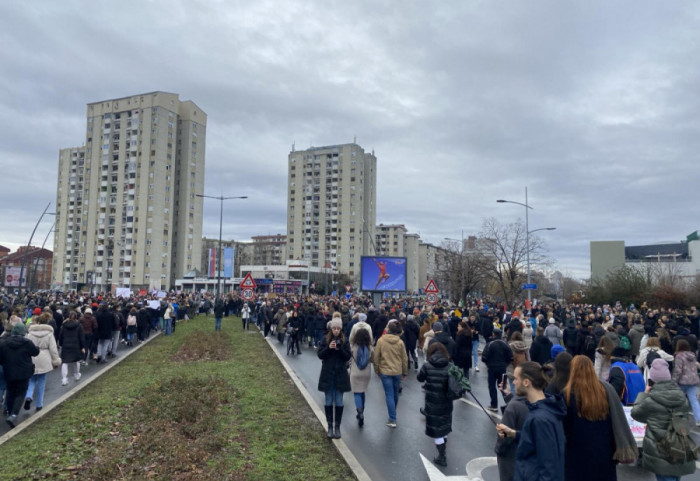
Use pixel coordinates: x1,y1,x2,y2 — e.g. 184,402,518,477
386,420,397,428
475,366,480,372
61,378,69,386
35,407,42,412
6,415,17,429
24,398,32,410
80,360,88,366
74,373,82,382
486,406,498,413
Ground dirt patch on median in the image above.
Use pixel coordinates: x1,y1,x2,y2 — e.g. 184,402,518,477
78,376,249,480
172,330,233,362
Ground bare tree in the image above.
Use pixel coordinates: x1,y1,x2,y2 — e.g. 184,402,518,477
477,217,550,307
438,239,488,305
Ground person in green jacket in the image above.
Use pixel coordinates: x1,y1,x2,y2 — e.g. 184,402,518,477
631,358,696,481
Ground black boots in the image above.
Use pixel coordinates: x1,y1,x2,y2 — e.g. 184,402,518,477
333,406,343,439
325,405,334,438
434,443,447,467
356,408,364,427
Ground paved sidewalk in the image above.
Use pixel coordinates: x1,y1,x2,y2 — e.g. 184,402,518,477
0,331,161,443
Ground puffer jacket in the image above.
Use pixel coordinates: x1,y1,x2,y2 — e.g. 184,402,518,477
59,320,86,363
0,334,40,381
631,381,696,477
417,350,453,438
672,351,699,386
373,333,408,376
27,324,60,374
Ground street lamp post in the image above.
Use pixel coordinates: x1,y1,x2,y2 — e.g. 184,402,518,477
197,194,247,301
18,203,53,299
497,187,555,306
445,231,465,303
30,221,55,291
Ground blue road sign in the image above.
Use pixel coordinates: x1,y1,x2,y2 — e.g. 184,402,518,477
345,293,351,300
522,283,537,290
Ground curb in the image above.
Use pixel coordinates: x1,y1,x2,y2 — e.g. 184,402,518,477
263,333,372,481
0,332,162,446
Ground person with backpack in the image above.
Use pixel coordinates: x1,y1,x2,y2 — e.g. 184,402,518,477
637,337,674,383
349,327,373,427
608,350,646,406
671,340,700,427
632,358,697,481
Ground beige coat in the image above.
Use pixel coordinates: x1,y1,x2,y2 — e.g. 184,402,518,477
349,343,373,393
27,324,61,374
373,334,408,377
349,321,373,346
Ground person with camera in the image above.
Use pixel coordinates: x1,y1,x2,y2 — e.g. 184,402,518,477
373,319,408,428
317,316,351,439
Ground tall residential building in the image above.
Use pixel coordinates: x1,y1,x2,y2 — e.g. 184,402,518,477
53,92,206,292
286,143,377,280
376,224,407,257
251,234,287,265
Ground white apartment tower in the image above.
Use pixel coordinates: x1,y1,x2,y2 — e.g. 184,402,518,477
53,92,206,291
286,143,377,280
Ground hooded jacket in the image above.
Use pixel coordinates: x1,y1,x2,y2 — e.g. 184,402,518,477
417,349,453,438
317,334,352,392
373,333,408,376
514,394,567,481
0,334,40,381
59,319,86,363
631,380,696,477
27,324,60,374
672,351,699,386
530,335,553,366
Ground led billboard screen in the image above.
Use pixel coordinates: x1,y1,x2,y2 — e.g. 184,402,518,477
360,256,407,292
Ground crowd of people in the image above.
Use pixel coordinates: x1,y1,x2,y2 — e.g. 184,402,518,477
2,289,700,480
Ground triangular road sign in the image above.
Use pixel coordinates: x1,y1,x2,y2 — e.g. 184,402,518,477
240,273,257,289
425,279,439,294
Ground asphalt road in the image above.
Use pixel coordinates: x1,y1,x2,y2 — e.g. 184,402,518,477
265,331,700,481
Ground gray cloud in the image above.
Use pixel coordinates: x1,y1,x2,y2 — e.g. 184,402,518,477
2,0,700,279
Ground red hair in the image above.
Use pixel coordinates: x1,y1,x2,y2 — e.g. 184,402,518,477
563,355,608,421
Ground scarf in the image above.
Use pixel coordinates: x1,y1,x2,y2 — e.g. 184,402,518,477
602,380,638,463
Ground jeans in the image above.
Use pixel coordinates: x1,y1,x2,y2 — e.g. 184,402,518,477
472,339,480,368
379,374,401,422
324,388,344,407
215,316,222,331
97,339,111,360
165,318,172,335
679,384,700,422
111,331,120,354
354,392,365,410
656,476,679,481
314,329,324,346
26,373,47,408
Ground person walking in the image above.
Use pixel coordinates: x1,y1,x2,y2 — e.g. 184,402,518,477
637,337,674,383
672,339,700,427
0,323,39,428
403,314,420,370
24,313,61,413
494,374,529,481
452,321,473,379
78,307,97,364
349,327,373,427
94,303,113,363
417,342,454,467
562,355,637,481
482,328,513,412
317,317,351,439
373,320,408,428
58,311,85,385
496,362,567,481
632,358,697,481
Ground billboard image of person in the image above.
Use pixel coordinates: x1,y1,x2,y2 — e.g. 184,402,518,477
361,256,407,292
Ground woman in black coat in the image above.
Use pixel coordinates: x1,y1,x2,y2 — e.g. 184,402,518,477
317,317,351,439
417,342,453,467
58,311,86,385
403,315,420,370
453,321,473,379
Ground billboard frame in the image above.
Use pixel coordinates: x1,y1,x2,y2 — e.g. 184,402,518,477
360,256,407,293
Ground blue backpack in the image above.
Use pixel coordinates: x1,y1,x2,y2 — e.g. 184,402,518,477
356,345,370,370
611,361,646,405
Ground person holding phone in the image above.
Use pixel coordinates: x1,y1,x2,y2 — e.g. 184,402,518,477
317,316,351,439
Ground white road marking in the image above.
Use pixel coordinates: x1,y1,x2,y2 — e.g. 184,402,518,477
420,453,498,481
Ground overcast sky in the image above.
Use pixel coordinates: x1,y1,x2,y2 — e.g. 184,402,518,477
1,1,698,279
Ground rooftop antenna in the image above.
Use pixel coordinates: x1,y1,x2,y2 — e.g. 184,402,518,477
292,141,295,152
354,135,357,144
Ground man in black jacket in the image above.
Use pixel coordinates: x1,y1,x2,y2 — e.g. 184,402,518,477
530,326,553,366
0,323,40,428
482,328,513,412
428,322,455,360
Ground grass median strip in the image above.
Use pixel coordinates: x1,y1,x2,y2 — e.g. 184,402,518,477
0,316,356,481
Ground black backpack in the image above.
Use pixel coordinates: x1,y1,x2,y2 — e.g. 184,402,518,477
584,334,596,355
657,408,699,464
646,350,662,369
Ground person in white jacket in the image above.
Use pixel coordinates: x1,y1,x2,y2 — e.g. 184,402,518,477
24,313,61,412
636,336,674,383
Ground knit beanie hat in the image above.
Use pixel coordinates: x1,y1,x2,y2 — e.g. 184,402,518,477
328,318,342,330
649,358,671,382
432,321,444,332
32,307,42,316
11,323,27,336
550,344,565,359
